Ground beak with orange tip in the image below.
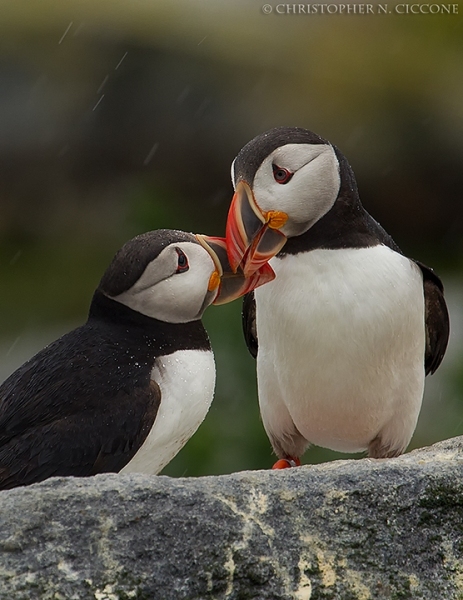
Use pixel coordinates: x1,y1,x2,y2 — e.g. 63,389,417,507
195,234,275,305
225,180,288,277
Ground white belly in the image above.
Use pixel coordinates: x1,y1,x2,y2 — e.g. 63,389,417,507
255,245,426,455
121,349,215,475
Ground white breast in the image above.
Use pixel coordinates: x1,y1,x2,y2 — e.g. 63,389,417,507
121,349,215,475
255,245,426,455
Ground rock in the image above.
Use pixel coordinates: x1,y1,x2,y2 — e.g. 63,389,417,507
1,437,463,599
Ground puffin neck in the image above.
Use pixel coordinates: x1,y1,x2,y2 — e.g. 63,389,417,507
278,150,400,256
87,290,211,354
279,192,368,255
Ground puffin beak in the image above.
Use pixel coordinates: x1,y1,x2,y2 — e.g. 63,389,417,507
225,181,288,277
195,234,275,305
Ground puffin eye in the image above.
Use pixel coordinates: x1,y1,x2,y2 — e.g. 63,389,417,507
175,248,189,273
272,164,293,184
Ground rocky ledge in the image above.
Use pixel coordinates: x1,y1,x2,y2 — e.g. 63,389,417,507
1,437,463,599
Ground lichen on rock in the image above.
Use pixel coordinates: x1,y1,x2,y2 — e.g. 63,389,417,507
1,437,463,599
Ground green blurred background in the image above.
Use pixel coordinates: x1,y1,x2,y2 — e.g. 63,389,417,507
0,0,462,476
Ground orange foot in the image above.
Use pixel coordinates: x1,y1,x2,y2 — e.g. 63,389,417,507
272,457,301,470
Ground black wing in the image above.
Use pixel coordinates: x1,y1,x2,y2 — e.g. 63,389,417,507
414,261,450,375
242,292,258,359
0,327,160,490
0,383,160,491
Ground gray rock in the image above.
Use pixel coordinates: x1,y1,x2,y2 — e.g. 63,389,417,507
1,437,463,599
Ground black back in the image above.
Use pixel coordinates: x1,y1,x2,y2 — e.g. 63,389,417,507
0,291,211,490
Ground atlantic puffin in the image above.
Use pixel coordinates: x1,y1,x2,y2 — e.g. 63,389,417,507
0,229,273,489
225,127,449,467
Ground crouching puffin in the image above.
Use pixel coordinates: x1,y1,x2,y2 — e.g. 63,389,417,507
225,127,450,467
0,229,273,489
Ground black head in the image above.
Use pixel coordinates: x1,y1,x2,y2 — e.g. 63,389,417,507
97,230,220,324
224,128,380,272
232,126,329,188
230,127,362,239
99,230,196,297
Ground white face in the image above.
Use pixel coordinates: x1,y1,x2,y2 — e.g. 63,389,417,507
111,242,217,323
250,143,341,238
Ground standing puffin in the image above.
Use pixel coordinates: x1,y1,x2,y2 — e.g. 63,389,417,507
0,229,273,489
225,127,449,467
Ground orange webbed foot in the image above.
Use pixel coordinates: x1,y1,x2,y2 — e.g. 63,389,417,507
271,457,301,470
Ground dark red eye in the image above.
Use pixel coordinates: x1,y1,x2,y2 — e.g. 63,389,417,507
176,248,189,273
273,164,293,184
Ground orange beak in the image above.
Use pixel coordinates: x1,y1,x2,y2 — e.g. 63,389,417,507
195,234,275,305
225,181,288,277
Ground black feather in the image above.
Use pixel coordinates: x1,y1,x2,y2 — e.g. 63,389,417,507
414,261,450,375
242,292,258,359
0,291,210,490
